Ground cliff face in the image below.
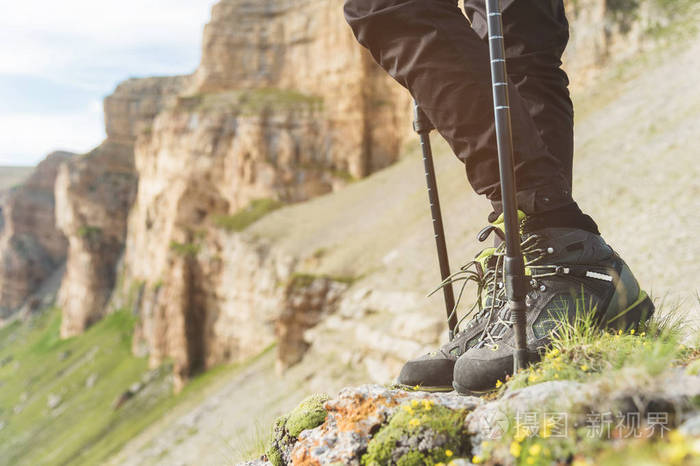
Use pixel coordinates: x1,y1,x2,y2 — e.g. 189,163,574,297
191,0,409,178
0,152,72,317
56,76,187,337
109,0,410,389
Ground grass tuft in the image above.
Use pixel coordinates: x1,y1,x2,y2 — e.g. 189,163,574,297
505,304,692,391
213,199,284,233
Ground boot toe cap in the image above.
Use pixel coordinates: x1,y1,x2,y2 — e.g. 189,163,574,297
397,355,455,389
453,348,513,394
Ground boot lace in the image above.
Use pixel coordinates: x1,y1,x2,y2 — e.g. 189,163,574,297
428,227,506,343
474,233,558,349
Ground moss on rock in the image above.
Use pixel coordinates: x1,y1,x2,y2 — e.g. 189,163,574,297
265,394,330,466
286,393,330,437
362,399,470,466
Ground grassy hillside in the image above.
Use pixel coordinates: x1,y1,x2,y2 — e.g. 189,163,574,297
0,308,257,466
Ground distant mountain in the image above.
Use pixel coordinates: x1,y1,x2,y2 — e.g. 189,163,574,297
0,166,33,195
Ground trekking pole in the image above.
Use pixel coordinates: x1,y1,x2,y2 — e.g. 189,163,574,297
413,101,459,340
485,0,529,371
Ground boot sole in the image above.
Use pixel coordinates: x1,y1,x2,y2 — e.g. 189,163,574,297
394,384,454,393
452,381,496,397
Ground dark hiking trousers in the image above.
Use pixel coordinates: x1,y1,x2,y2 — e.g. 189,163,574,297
343,0,576,215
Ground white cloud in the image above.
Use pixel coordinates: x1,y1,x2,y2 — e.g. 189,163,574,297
0,0,219,165
0,103,105,165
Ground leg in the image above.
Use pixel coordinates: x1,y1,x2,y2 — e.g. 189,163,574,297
466,0,574,190
343,0,573,214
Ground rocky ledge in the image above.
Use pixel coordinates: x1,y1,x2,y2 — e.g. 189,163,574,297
241,332,700,466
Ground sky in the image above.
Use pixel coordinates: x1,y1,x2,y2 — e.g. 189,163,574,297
0,0,219,166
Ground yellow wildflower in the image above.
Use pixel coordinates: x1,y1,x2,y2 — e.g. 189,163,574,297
630,328,635,335
529,444,542,456
445,449,453,457
641,332,646,337
402,405,414,414
540,426,551,439
422,399,433,410
618,329,623,335
580,364,589,371
510,441,522,457
408,418,421,427
526,458,535,465
514,427,529,442
448,462,456,466
411,399,419,408
472,456,483,464
668,430,685,444
436,463,445,466
495,380,503,388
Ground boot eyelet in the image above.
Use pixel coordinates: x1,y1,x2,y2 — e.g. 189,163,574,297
547,247,555,254
491,344,499,351
539,285,547,292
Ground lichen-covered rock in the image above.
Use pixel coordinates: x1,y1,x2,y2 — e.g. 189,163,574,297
289,385,480,466
266,394,330,466
362,400,471,465
286,394,331,438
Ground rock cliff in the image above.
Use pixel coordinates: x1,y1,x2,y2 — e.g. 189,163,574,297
56,76,187,337
0,152,72,317
108,0,411,389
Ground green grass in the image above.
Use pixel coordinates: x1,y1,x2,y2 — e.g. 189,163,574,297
504,307,695,391
0,308,266,466
472,307,699,466
231,421,273,463
213,199,284,233
169,240,201,257
286,272,357,290
77,225,102,241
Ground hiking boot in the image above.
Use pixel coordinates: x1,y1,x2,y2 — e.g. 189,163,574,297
395,224,510,391
452,226,654,395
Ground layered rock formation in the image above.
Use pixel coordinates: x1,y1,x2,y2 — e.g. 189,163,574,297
110,0,411,389
0,152,72,317
56,76,187,337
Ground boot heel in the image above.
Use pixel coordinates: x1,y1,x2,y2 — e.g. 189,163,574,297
605,291,655,331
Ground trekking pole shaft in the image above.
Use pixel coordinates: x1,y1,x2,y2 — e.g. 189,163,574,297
485,0,529,370
413,101,459,339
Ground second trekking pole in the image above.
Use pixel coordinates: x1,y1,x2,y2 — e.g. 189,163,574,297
413,100,459,340
485,0,530,371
